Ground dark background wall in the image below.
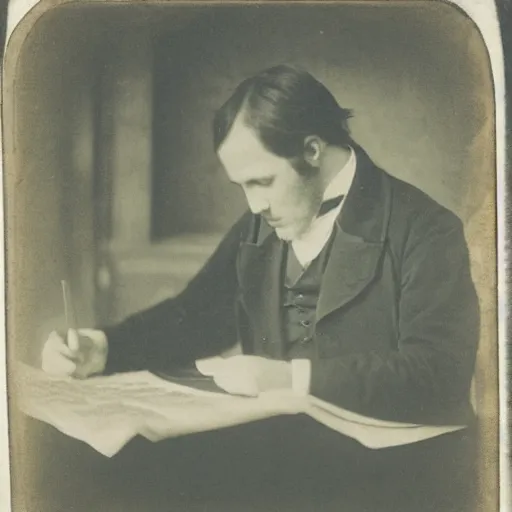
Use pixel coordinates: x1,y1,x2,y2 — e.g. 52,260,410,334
152,3,492,237
6,7,101,361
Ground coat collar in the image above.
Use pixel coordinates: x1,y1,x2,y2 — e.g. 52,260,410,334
337,143,391,243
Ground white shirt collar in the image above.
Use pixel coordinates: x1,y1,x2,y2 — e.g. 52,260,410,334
322,146,357,202
290,147,357,267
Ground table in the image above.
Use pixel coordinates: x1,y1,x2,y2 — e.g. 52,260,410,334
10,410,478,512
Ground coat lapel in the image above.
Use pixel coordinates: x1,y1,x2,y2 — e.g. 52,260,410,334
316,226,384,322
236,219,286,357
317,145,391,322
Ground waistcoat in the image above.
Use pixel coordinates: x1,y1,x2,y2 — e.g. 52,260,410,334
282,236,334,359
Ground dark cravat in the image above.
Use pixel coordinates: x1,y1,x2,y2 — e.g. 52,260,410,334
317,195,345,218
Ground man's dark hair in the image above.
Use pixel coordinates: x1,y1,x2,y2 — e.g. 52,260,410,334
213,65,354,158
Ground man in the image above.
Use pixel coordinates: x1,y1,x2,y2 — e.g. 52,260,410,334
42,65,479,510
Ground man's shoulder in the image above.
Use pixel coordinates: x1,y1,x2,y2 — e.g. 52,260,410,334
354,145,462,233
385,171,463,232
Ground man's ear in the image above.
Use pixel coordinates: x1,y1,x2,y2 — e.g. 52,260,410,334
303,135,324,167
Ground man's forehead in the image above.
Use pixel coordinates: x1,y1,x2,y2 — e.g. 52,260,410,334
217,114,287,183
217,116,270,166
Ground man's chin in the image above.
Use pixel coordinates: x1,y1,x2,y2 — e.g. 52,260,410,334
275,226,299,242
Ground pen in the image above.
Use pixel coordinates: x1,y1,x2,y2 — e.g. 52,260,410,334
61,280,79,351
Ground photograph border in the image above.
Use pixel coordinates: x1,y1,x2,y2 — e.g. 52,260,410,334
0,0,509,510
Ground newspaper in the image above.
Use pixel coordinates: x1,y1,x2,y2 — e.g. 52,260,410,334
15,362,465,457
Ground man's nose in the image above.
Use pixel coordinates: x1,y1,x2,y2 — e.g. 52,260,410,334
244,190,269,215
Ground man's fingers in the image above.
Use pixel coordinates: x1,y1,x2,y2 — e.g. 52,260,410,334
42,331,82,376
213,373,257,396
42,329,109,378
67,328,80,352
213,367,259,397
201,355,260,396
47,330,65,346
45,331,77,359
78,328,105,342
42,351,77,376
196,357,226,376
53,357,77,376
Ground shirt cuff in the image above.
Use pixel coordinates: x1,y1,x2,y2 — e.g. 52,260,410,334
291,359,311,396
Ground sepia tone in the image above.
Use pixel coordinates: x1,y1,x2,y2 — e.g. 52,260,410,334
3,1,499,511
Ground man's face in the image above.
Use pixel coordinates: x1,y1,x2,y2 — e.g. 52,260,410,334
218,118,324,241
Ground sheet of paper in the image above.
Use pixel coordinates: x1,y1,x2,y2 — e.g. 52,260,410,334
15,362,467,457
306,395,465,448
14,363,304,457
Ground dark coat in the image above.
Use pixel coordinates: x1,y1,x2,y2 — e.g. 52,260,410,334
104,146,479,426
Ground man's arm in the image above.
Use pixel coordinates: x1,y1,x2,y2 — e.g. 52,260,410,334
102,213,252,374
308,209,479,424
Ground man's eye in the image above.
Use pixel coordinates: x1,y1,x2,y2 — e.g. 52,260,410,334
242,178,274,189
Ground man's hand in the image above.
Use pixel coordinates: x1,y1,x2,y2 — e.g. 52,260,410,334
41,328,108,379
201,355,292,396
